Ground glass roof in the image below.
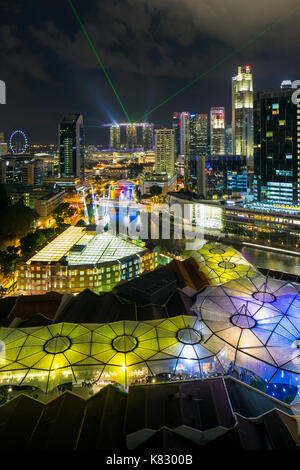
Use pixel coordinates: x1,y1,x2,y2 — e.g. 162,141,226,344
66,232,146,266
183,241,259,285
10,238,300,404
27,226,146,266
0,316,223,392
29,226,85,263
192,276,300,403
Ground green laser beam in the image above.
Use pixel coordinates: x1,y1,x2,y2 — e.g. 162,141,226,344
67,0,132,123
134,4,300,122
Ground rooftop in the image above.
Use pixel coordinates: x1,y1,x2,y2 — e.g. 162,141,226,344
27,226,147,266
0,378,298,450
29,226,85,263
0,265,199,327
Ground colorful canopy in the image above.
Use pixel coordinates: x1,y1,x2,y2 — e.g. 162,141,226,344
192,276,300,403
183,241,259,285
0,316,226,392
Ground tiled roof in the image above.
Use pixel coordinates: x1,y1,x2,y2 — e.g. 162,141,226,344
8,292,63,320
0,377,297,450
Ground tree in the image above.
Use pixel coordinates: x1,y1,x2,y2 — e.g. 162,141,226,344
0,249,21,276
76,219,86,227
52,202,70,228
0,203,39,247
20,228,56,257
67,206,76,217
84,159,99,170
128,163,144,178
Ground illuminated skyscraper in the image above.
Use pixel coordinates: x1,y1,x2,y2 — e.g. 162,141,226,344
0,132,7,156
110,125,120,150
126,125,137,150
142,123,154,151
21,159,45,185
154,129,175,178
109,123,153,151
232,65,254,166
195,114,208,156
172,112,181,161
184,114,208,197
210,107,225,155
225,125,233,155
59,114,84,178
254,84,298,204
180,112,190,157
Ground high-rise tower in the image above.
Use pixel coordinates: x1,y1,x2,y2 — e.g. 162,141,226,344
59,114,84,178
126,125,137,150
110,125,121,150
254,83,298,205
210,107,225,155
172,113,181,162
180,112,190,157
154,129,175,178
142,123,154,151
184,114,208,197
232,65,254,166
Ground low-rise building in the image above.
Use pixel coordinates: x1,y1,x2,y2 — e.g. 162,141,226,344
140,173,177,195
17,226,160,294
34,190,65,218
42,176,82,189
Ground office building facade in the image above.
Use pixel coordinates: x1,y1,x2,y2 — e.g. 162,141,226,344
18,227,159,295
180,112,190,157
142,123,154,151
254,85,298,205
210,107,225,155
184,114,208,197
195,114,209,156
225,125,233,155
109,125,121,150
206,154,248,195
154,129,175,178
126,124,137,150
109,123,153,151
232,65,254,166
59,113,84,178
172,112,181,161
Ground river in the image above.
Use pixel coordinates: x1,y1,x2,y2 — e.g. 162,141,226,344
154,234,300,275
240,246,300,275
105,202,300,276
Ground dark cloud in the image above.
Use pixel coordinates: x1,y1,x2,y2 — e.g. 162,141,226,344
32,0,300,78
0,24,48,82
0,0,299,143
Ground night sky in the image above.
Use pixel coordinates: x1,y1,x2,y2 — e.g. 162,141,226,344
1,0,300,145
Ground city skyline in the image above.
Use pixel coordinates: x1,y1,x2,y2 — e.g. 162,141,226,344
1,0,300,143
1,2,300,453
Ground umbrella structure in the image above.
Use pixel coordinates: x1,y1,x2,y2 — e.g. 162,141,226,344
192,276,300,403
0,316,226,392
184,241,259,285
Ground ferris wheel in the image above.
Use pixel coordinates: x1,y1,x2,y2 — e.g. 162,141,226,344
9,130,27,155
